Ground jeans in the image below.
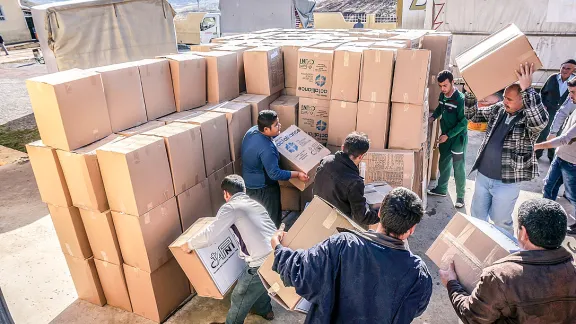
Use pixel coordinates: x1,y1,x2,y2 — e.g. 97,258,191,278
471,172,520,236
247,183,282,228
226,266,272,324
544,157,576,211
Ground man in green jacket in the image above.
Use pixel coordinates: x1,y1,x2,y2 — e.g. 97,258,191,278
428,70,468,208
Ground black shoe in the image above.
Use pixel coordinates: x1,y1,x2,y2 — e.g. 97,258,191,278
455,198,465,208
250,311,275,321
568,224,576,236
427,188,447,197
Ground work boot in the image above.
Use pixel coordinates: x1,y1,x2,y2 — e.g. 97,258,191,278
455,198,465,209
567,224,576,236
251,310,275,321
427,188,447,197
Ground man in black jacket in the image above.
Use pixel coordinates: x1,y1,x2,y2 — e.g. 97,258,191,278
0,34,8,56
313,132,379,225
536,59,576,160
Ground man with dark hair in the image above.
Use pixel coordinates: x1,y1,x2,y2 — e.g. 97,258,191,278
271,187,433,323
180,175,277,324
536,59,576,160
536,78,576,234
353,18,364,29
242,110,309,227
439,198,576,323
465,63,548,235
428,70,468,208
313,132,379,225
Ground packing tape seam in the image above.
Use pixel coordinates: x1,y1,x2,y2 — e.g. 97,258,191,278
268,282,281,296
322,210,338,229
343,52,350,67
441,232,483,269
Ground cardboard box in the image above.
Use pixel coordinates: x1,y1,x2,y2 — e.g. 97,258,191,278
331,47,363,102
300,185,314,210
281,185,301,211
298,97,330,145
363,150,416,188
428,84,442,113
270,96,299,128
455,24,542,101
233,159,243,176
64,255,106,306
79,209,122,265
169,218,247,299
189,44,219,52
356,101,390,150
136,59,177,120
176,111,231,176
190,51,240,103
421,32,453,76
388,100,429,151
49,204,92,259
390,30,428,49
159,54,207,111
427,213,519,292
283,87,297,96
364,182,394,209
96,135,174,216
281,41,320,88
391,49,431,105
142,123,206,195
274,126,330,191
359,49,395,103
90,63,147,133
244,46,284,95
94,259,132,312
26,69,112,151
370,40,409,49
177,179,213,231
200,102,252,162
296,48,334,100
430,147,440,181
116,121,165,137
112,197,182,273
26,141,72,207
258,197,359,310
124,258,190,323
57,135,124,212
310,42,344,50
327,100,358,146
207,163,234,215
213,45,248,92
326,144,340,154
232,92,281,125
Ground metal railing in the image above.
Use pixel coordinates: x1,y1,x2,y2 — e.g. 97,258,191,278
343,13,367,23
375,13,397,23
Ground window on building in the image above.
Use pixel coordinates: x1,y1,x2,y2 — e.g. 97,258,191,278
0,6,6,21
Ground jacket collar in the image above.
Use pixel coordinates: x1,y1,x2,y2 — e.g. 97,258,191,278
334,151,360,174
229,192,249,201
337,228,409,251
493,247,573,266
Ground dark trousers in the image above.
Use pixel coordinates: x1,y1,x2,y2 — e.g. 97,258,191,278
543,157,576,212
536,107,559,160
247,183,282,228
225,266,272,324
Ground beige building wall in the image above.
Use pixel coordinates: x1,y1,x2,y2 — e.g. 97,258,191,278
0,0,31,43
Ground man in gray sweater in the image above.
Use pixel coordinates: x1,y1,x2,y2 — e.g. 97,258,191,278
536,78,576,234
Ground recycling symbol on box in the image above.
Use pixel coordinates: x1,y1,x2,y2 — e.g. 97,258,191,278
315,75,326,87
316,120,327,131
285,142,299,153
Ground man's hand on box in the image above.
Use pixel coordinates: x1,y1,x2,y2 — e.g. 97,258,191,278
516,62,534,91
298,172,309,182
439,261,458,287
180,243,192,253
271,230,286,250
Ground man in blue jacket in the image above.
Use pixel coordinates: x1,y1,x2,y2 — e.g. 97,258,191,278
271,187,433,324
242,110,308,228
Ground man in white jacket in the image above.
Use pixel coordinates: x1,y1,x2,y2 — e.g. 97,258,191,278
181,175,277,324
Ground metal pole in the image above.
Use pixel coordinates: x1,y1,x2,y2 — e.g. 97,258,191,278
0,288,14,324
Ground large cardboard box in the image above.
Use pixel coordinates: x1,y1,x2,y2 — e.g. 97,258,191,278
330,47,363,102
281,41,320,88
283,87,297,96
26,69,112,151
57,135,124,212
207,163,234,215
79,209,122,265
327,100,358,146
356,101,390,150
258,197,359,310
390,31,428,49
136,59,177,120
177,179,213,231
64,255,106,306
244,46,284,95
212,45,248,92
233,159,243,177
456,24,542,101
430,147,440,181
364,182,394,209
94,259,132,312
359,49,395,103
112,197,182,273
427,213,519,292
370,40,409,50
388,93,429,151
421,32,453,76
296,48,334,100
96,135,174,216
232,93,281,125
310,42,344,50
200,102,252,162
363,150,416,188
191,51,240,103
116,121,165,137
124,258,190,323
270,96,299,129
280,185,301,211
26,141,72,207
142,123,206,195
49,204,92,259
298,98,330,145
159,54,207,111
91,63,147,133
274,126,330,191
391,49,431,105
176,111,231,176
169,218,247,299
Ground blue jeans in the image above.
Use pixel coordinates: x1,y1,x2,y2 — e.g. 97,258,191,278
471,172,520,235
226,266,272,324
544,157,576,211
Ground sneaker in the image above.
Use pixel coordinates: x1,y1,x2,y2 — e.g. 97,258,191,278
427,188,447,197
455,198,465,208
567,224,576,236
